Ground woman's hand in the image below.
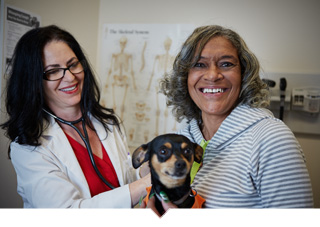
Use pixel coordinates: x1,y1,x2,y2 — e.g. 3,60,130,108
140,194,177,217
129,173,151,207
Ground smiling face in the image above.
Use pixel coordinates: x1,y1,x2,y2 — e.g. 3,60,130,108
42,40,84,117
187,36,241,122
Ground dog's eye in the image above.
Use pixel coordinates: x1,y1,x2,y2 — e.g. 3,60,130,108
184,149,192,155
160,149,168,156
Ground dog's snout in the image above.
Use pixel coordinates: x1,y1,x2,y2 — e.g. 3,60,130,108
175,160,186,170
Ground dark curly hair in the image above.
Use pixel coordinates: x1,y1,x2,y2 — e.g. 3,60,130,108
1,25,120,155
160,25,269,123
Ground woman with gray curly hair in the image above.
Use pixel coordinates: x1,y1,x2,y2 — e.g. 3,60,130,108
160,25,313,208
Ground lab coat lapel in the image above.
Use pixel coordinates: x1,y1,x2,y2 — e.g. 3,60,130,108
43,118,91,197
92,118,125,186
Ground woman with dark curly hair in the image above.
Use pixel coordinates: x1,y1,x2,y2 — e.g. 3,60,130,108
160,25,313,208
1,25,150,208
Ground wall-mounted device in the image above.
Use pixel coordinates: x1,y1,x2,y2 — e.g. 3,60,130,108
261,73,320,135
279,78,287,120
262,78,276,88
265,77,291,120
291,87,320,114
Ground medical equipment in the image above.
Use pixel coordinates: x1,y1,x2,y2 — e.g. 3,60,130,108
43,108,115,189
262,78,276,88
279,78,287,120
291,87,320,114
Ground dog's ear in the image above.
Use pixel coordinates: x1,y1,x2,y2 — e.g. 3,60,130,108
194,144,204,163
132,143,149,169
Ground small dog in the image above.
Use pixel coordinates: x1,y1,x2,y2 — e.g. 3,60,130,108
132,133,204,214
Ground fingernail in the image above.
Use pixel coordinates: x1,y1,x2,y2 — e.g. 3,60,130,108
159,191,169,203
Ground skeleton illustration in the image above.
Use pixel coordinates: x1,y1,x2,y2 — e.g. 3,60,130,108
148,37,175,136
103,36,136,119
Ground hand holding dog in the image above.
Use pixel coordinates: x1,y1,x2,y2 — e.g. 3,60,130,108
140,193,177,217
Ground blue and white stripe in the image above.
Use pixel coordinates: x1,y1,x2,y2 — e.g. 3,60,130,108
179,105,314,208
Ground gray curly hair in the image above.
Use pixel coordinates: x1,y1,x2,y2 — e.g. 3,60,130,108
160,25,269,123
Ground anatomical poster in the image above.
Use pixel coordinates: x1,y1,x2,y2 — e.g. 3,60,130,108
98,24,194,147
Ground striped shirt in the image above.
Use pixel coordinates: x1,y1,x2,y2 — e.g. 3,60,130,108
179,105,314,208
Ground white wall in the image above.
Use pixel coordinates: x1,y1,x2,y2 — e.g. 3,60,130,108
1,0,319,208
99,0,320,74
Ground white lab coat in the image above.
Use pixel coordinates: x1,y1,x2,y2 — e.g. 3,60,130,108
10,116,139,208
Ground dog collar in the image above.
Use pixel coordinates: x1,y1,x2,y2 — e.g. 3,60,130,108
155,189,196,206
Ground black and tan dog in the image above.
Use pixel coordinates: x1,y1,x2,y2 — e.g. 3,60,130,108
132,133,204,214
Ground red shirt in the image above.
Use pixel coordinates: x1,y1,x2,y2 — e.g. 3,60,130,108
65,133,120,197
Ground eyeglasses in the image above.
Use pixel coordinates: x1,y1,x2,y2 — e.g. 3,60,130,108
43,60,85,81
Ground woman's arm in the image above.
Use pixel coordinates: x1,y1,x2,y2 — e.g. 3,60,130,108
129,173,151,207
252,119,314,208
10,142,149,208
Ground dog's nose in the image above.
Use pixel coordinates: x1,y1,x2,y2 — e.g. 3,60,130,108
175,160,186,170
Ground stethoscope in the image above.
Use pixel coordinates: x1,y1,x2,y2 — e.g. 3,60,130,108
42,108,115,189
